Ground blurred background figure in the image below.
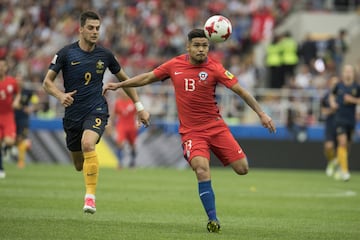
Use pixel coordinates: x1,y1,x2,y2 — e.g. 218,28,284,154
0,59,21,178
320,75,339,177
280,31,300,87
326,29,348,76
298,33,318,70
13,72,37,168
266,34,283,88
109,90,139,169
329,64,360,181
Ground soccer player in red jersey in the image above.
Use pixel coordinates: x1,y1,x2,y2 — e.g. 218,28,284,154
103,29,276,232
109,90,138,168
0,59,21,178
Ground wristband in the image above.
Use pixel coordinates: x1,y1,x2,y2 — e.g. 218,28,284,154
134,102,144,112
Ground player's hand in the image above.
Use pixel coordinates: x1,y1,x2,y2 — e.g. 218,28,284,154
344,94,356,104
12,102,21,110
60,90,77,108
102,82,120,95
259,112,276,133
105,124,113,137
137,110,151,128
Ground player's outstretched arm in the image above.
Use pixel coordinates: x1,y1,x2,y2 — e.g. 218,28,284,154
230,83,276,133
103,71,158,95
111,69,152,127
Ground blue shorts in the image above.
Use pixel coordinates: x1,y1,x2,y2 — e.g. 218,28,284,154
63,113,108,152
15,118,30,139
335,122,355,142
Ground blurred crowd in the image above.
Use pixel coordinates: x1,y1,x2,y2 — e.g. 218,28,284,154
1,0,359,128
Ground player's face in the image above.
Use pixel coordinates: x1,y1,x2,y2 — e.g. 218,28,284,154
187,38,209,64
342,65,354,84
80,19,100,45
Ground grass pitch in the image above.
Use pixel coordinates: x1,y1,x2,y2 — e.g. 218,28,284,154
0,163,359,240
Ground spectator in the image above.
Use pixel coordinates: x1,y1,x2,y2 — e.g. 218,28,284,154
279,31,300,85
298,33,318,68
265,34,283,88
327,29,348,75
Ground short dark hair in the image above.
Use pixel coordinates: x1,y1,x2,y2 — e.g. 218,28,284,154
187,29,207,41
80,11,100,27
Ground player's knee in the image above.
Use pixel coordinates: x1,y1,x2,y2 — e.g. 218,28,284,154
234,166,248,175
74,163,83,171
81,139,95,152
231,159,249,175
194,166,210,180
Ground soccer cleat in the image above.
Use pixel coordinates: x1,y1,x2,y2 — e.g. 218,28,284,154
334,171,350,181
207,220,221,233
0,170,5,179
326,159,337,177
83,197,96,214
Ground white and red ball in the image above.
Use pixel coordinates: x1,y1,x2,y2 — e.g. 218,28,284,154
203,15,232,43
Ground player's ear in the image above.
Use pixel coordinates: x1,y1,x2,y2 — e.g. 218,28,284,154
186,41,190,52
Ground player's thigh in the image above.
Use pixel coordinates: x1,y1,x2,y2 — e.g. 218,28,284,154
116,127,126,145
63,118,83,152
82,114,108,151
210,129,246,166
127,128,137,146
181,135,210,164
16,119,28,139
336,123,354,145
2,116,16,144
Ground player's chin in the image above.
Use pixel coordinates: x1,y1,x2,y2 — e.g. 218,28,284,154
89,36,98,42
196,55,207,62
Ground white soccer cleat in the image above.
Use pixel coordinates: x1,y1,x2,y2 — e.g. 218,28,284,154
334,171,350,181
0,170,5,179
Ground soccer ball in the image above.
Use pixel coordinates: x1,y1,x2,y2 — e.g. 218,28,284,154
204,15,232,43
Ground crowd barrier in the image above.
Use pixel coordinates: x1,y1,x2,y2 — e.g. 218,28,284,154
28,118,360,170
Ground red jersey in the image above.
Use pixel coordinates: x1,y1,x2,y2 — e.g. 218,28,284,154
0,76,19,114
114,98,137,129
153,54,237,134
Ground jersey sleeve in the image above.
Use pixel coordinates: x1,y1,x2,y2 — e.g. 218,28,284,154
153,60,172,81
215,64,238,88
107,50,121,74
49,46,67,73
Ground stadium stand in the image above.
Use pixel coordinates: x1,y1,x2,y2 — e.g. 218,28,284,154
1,0,360,169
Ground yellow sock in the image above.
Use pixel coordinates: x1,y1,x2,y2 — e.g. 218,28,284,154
337,146,348,173
324,148,335,162
83,151,99,195
17,140,27,168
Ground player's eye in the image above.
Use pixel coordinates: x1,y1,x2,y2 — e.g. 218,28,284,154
193,44,208,48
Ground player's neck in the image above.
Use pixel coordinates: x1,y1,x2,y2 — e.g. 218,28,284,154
188,57,206,65
78,39,96,52
343,79,353,85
